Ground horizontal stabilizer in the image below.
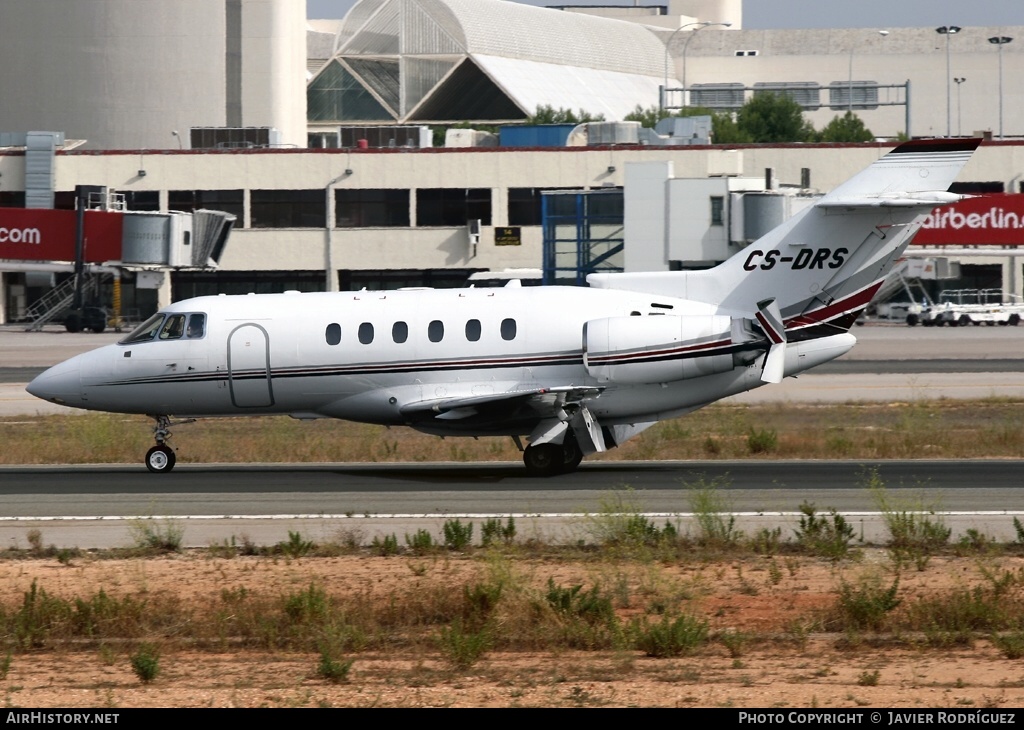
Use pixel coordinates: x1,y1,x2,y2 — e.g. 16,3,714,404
817,191,966,209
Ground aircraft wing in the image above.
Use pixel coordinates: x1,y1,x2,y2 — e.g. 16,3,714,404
399,385,602,421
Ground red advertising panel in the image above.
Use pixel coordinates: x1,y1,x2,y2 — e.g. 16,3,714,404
912,193,1024,247
0,208,123,262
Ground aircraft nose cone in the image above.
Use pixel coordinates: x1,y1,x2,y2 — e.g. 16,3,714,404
26,358,82,405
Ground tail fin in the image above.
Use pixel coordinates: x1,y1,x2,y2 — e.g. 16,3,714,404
590,138,980,338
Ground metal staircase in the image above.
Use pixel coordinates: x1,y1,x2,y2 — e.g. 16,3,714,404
22,273,107,331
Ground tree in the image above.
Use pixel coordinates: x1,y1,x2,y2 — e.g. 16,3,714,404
817,111,875,143
736,92,816,143
622,104,752,144
708,112,752,144
527,105,605,124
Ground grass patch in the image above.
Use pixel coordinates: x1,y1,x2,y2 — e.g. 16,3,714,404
7,398,1024,466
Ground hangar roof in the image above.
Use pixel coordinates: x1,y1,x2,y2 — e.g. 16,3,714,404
309,0,670,123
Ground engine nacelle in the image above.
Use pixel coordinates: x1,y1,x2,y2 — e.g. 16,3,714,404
583,315,737,384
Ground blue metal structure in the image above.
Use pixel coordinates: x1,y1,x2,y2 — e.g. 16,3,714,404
541,190,624,285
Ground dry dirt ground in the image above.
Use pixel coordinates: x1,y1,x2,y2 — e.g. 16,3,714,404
1,551,1023,708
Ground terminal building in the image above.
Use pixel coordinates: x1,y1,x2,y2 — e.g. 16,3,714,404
0,0,1022,326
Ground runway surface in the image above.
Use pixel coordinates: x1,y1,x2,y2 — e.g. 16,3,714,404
0,460,1021,549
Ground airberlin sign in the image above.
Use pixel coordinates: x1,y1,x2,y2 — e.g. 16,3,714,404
912,193,1024,247
0,208,123,262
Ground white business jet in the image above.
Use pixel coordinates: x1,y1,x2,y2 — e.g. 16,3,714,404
27,138,979,475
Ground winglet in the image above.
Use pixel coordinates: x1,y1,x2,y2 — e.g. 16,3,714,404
756,298,786,384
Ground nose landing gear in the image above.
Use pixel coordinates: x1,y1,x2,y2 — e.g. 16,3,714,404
144,415,194,473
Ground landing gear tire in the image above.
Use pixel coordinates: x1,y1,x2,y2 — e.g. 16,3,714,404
523,443,562,477
1010,314,1021,327
560,436,584,473
145,445,176,473
523,438,584,477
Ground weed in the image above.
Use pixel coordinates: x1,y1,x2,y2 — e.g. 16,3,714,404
462,582,503,630
26,530,43,556
719,630,748,658
768,559,784,585
0,653,10,680
545,579,615,625
129,644,160,684
868,474,950,570
405,529,435,555
991,631,1024,659
278,531,315,558
746,427,778,454
284,583,331,626
585,489,675,549
858,670,880,687
687,476,743,548
956,529,999,556
438,619,490,669
481,517,516,547
372,533,399,556
443,519,474,551
127,518,184,553
13,580,71,649
794,502,856,560
827,574,901,632
632,613,709,657
1014,517,1024,544
208,536,238,558
316,648,354,683
750,527,782,556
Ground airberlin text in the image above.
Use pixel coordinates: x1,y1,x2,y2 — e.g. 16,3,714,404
742,247,848,271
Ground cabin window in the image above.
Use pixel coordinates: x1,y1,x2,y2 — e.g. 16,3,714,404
392,321,408,343
186,313,206,339
159,314,186,340
358,322,374,344
325,323,341,346
501,318,517,341
465,319,481,342
428,320,444,343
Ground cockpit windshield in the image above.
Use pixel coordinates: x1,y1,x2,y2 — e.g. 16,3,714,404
119,312,207,344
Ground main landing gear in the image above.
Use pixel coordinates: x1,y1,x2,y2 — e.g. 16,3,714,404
144,415,193,473
522,435,583,477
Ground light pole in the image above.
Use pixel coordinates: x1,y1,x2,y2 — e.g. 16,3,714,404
954,77,966,136
171,130,182,150
848,30,888,114
935,25,961,137
681,22,731,107
662,21,731,110
988,35,1013,138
